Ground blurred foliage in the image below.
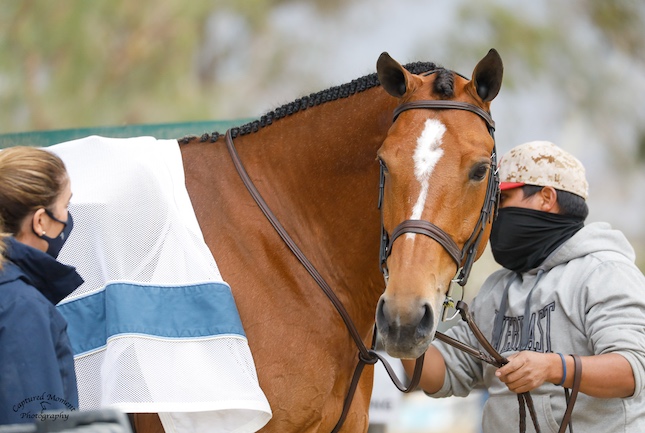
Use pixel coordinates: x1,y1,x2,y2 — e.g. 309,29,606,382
450,5,560,85
0,0,322,132
586,0,645,62
3,1,204,131
450,0,645,165
2,0,645,158
585,0,645,166
453,0,645,85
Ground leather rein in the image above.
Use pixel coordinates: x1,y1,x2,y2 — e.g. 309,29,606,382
225,129,423,433
224,97,581,433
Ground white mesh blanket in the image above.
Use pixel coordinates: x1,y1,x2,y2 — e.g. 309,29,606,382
50,136,271,433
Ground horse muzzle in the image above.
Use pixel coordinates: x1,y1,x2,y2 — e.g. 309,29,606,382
375,294,437,359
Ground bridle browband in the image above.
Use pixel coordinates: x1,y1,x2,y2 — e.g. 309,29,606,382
379,99,500,287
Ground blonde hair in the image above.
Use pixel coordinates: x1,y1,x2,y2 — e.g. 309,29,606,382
0,147,68,270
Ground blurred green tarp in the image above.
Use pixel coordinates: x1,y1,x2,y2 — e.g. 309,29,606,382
0,120,245,148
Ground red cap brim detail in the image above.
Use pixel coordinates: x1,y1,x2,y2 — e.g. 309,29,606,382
499,182,525,191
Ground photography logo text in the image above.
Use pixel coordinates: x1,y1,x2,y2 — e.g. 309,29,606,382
12,392,76,421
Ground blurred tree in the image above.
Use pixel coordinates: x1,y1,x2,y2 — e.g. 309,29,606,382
587,0,645,63
0,0,309,132
2,0,644,167
3,1,200,130
444,0,645,166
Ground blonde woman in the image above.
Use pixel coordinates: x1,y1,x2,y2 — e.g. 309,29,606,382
0,147,82,424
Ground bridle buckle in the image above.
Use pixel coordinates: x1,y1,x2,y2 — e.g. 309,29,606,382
441,276,465,322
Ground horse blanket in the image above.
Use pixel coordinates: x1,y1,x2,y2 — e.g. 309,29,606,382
51,136,272,433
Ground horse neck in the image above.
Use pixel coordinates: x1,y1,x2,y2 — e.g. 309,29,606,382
234,86,396,329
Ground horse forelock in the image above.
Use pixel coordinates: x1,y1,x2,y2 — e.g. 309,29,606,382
432,69,455,99
178,61,444,145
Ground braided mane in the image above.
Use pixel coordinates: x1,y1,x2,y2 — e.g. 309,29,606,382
179,61,448,145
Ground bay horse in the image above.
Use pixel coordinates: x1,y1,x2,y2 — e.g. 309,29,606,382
134,49,503,433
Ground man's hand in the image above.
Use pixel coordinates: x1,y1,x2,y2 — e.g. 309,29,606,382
495,351,635,398
495,351,561,394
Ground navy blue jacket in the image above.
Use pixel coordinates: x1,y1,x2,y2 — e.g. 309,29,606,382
0,237,83,425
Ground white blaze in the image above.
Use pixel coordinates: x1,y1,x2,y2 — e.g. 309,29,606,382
407,119,446,238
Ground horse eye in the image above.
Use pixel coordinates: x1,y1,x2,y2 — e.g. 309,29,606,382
470,164,488,181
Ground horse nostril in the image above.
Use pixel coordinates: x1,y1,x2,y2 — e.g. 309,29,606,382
417,303,434,337
376,297,389,334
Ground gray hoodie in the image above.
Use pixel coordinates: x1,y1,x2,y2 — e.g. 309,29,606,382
431,222,645,433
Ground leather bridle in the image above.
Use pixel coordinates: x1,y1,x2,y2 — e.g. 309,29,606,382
379,99,499,287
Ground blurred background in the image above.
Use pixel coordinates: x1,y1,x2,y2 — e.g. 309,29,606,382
2,1,644,432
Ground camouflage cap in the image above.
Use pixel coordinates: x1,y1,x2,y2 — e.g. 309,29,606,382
498,140,589,199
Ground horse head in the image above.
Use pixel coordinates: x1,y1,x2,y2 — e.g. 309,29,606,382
375,49,503,359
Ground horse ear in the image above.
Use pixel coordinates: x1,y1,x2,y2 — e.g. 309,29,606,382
471,48,503,102
377,52,409,98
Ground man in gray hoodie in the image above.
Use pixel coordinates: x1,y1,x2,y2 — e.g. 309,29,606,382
403,141,645,432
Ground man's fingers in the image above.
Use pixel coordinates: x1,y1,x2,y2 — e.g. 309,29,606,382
496,354,524,378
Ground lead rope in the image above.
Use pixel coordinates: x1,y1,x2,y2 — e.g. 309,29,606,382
224,130,424,433
435,300,541,433
435,300,582,433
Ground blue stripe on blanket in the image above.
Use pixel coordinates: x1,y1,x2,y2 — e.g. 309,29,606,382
58,281,246,356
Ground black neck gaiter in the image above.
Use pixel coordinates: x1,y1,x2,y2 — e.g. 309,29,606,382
490,207,584,273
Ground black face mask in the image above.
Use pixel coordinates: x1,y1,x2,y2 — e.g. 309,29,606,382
490,207,584,273
35,209,74,258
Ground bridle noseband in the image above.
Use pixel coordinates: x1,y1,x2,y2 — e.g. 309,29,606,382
378,99,500,287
